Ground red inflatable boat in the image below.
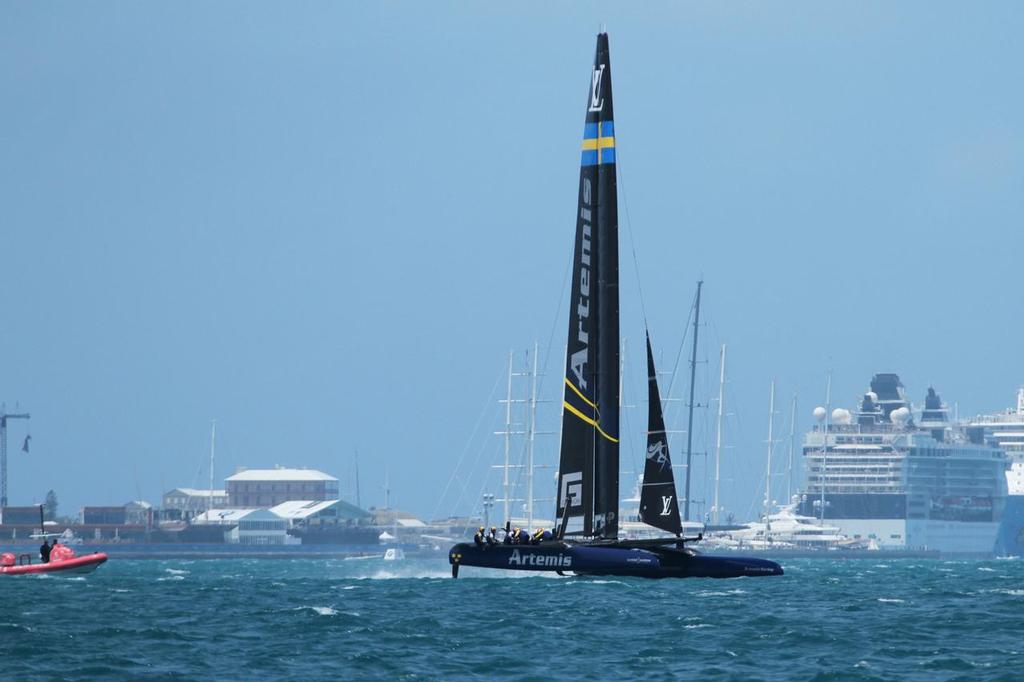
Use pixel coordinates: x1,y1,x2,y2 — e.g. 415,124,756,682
1,545,107,576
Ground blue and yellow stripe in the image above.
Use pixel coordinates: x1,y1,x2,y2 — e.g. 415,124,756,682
581,120,615,167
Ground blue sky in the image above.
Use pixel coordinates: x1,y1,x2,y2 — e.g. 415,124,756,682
2,3,1022,522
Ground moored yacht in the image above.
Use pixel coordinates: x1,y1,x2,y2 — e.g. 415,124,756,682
705,499,857,550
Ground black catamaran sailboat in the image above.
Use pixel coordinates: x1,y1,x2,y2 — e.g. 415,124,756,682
449,33,782,579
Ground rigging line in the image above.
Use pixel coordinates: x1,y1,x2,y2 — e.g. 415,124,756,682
664,287,697,415
616,147,650,329
460,414,505,515
538,259,572,400
621,378,642,479
430,366,505,523
458,433,503,537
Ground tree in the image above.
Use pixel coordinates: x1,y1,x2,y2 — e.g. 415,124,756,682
43,489,58,521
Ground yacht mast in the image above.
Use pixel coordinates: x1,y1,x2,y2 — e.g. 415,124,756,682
712,344,726,525
503,350,513,523
354,448,362,509
765,381,775,544
208,419,216,513
786,394,797,502
820,371,832,524
526,341,539,531
683,280,703,522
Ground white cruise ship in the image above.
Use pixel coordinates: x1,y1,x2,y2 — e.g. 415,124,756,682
797,374,1008,555
966,389,1024,555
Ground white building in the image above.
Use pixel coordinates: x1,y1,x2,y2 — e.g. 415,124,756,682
270,499,371,527
162,488,228,518
124,500,153,526
226,468,339,508
193,508,295,545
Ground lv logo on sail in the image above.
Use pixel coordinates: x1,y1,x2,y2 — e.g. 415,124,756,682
589,65,605,112
661,496,674,516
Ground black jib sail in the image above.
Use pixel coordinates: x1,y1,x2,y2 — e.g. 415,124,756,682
639,331,683,535
556,33,620,539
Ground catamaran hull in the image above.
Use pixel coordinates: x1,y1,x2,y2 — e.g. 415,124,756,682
449,543,782,579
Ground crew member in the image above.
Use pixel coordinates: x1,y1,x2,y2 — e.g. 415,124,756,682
39,538,51,563
473,526,485,547
486,527,499,545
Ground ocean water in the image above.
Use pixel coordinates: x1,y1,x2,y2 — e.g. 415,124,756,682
1,555,1022,680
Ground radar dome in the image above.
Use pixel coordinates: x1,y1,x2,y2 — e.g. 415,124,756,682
812,406,827,422
831,408,852,425
890,406,911,424
866,391,878,402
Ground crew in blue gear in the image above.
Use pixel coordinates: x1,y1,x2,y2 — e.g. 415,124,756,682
39,538,51,563
485,527,499,545
531,528,552,544
473,526,485,547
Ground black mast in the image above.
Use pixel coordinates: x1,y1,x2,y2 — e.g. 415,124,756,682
683,280,702,522
556,33,620,539
640,331,683,535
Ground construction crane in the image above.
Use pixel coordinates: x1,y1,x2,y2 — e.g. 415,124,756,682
1,408,31,508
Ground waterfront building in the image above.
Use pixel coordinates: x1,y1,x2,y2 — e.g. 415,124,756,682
0,506,44,526
270,499,378,545
125,500,153,526
269,499,371,528
162,488,228,518
226,468,339,508
82,506,127,525
192,508,295,545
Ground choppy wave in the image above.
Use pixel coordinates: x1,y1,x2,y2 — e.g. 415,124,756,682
0,556,1020,679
